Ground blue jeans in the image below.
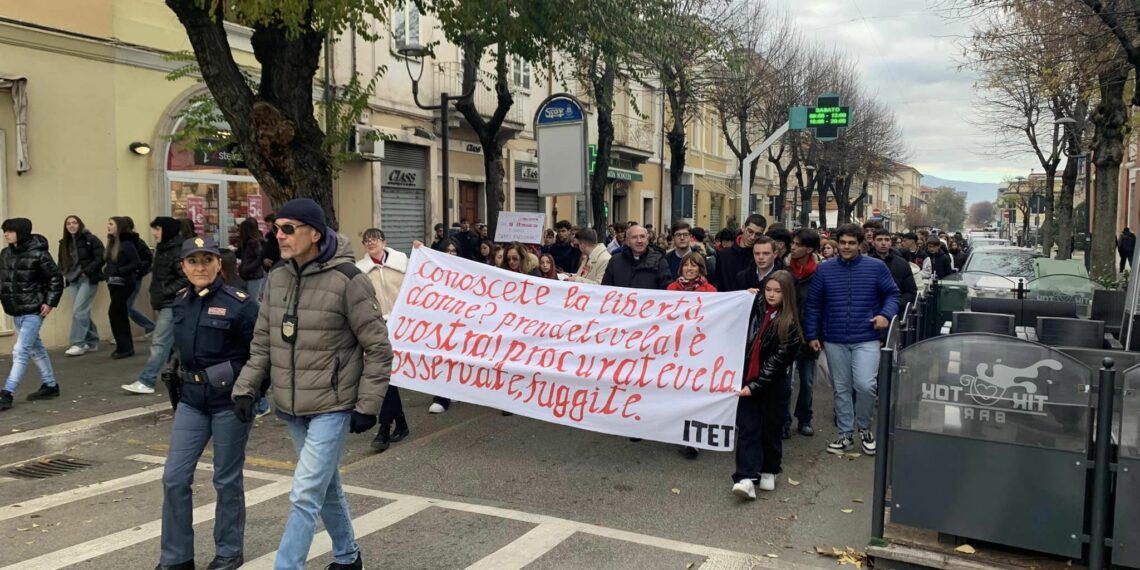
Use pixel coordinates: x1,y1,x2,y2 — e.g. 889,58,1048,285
4,315,56,394
785,358,816,429
138,308,175,388
276,412,359,569
245,277,265,304
161,403,251,565
127,278,155,333
67,276,99,348
823,341,880,435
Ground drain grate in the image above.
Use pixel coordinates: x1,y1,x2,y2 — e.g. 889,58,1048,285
8,456,95,479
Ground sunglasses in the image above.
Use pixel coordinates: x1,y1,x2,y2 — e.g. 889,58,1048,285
273,223,308,235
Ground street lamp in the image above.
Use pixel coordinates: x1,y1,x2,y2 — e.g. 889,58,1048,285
398,42,475,236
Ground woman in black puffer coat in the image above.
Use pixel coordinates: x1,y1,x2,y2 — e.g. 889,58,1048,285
104,216,141,359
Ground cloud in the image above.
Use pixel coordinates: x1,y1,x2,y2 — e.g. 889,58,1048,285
769,0,1041,184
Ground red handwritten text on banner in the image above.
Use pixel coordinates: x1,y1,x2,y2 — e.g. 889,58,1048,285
386,248,753,450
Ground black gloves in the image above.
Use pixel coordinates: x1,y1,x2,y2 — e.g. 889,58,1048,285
233,395,256,423
350,411,377,434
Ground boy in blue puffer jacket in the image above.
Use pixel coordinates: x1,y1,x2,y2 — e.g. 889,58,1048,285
803,223,899,457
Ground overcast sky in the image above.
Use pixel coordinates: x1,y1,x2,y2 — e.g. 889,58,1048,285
768,0,1038,184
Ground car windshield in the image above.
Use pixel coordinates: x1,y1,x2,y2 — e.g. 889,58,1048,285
962,252,1036,278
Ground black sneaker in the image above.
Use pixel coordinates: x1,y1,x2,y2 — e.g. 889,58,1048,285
371,423,391,452
326,553,363,570
826,433,854,454
206,554,243,570
860,429,877,456
0,390,12,411
26,383,60,401
678,445,699,459
781,425,792,440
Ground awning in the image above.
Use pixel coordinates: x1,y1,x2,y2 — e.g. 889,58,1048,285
607,167,643,182
0,74,29,174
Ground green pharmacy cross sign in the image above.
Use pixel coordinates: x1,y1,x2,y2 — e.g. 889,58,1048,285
790,93,851,142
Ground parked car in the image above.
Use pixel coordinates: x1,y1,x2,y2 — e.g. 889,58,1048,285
939,246,1099,316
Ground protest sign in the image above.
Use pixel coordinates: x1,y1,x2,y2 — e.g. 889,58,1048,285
386,247,753,450
494,212,546,244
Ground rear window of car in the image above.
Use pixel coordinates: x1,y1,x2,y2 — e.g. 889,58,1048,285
963,252,1036,278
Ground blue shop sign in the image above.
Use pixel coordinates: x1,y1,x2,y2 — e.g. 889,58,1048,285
537,97,585,125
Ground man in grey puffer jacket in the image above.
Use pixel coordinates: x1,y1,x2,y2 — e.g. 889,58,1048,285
231,198,390,570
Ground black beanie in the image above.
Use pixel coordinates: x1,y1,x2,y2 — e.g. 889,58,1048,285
150,217,184,243
275,198,328,237
2,218,32,244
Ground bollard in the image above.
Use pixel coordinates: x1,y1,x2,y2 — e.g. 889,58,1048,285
871,346,896,539
1088,357,1116,569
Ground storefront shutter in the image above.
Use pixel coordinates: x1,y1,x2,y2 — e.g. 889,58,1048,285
515,189,540,213
381,143,428,254
709,196,723,234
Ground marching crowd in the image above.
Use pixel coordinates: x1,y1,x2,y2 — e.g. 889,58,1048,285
0,201,973,569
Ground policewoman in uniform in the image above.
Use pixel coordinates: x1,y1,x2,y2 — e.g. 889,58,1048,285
156,236,259,570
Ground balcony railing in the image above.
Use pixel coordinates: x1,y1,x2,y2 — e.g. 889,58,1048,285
612,113,655,153
433,62,526,127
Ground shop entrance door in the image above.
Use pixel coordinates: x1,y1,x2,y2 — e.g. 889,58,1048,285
458,181,481,224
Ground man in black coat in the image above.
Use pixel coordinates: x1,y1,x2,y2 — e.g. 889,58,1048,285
454,218,482,261
1120,228,1136,272
715,214,767,291
546,220,582,274
123,218,187,395
601,225,671,290
871,229,918,309
0,218,64,410
736,236,783,292
920,236,956,281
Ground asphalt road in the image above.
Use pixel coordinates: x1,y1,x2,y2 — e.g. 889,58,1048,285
0,376,873,569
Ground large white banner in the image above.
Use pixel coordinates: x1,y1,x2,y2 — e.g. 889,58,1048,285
386,248,753,451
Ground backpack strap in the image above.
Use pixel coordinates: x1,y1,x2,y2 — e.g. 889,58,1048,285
332,263,362,280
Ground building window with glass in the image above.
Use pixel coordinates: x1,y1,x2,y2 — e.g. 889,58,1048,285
393,3,420,48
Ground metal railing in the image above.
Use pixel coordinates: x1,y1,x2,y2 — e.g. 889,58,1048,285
433,62,526,127
612,113,654,152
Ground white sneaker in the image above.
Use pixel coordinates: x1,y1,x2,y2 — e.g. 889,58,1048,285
732,479,757,500
758,473,776,492
65,345,86,356
428,403,446,414
121,381,155,395
84,344,98,353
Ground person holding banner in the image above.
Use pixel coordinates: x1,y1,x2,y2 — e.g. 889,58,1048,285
564,228,610,284
428,239,461,414
733,270,802,499
537,254,559,280
356,228,412,452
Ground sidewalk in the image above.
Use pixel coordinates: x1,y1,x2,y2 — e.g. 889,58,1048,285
0,341,169,437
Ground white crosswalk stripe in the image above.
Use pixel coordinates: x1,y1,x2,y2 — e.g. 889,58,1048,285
0,454,802,570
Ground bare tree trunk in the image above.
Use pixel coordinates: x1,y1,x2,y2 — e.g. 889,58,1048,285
816,175,829,231
1056,156,1078,260
167,0,337,224
454,46,514,237
1041,168,1057,257
590,60,617,231
1090,62,1129,280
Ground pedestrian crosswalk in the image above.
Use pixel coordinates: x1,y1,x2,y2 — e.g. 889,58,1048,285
0,454,795,570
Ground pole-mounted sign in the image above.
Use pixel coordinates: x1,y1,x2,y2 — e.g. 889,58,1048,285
534,94,589,204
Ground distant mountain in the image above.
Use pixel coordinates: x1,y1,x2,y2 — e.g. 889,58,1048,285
921,176,1000,205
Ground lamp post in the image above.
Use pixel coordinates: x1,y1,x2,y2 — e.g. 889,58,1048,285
398,42,475,236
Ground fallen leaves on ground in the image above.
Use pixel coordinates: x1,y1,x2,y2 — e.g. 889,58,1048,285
815,546,868,568
765,553,779,558
787,478,801,486
852,498,864,504
670,488,680,495
955,544,976,554
841,508,854,514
